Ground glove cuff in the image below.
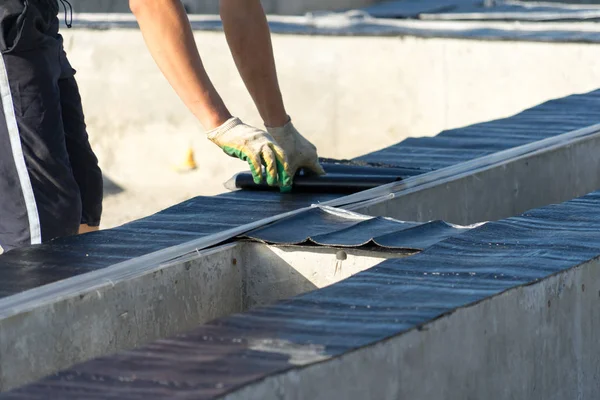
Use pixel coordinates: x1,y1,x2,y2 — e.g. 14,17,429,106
265,116,293,138
206,117,243,140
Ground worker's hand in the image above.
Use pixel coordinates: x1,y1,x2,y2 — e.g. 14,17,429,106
266,118,326,190
207,117,288,186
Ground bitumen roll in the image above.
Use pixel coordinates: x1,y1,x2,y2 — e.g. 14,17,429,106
225,161,420,194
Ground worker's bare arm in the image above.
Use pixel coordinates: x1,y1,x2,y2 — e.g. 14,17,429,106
130,0,290,186
130,0,323,187
129,0,231,129
220,0,288,128
220,0,325,179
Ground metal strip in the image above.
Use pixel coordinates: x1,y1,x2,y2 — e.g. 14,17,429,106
0,54,41,245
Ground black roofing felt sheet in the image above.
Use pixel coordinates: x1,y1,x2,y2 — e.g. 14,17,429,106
241,207,473,250
0,192,337,299
230,161,422,194
7,190,600,399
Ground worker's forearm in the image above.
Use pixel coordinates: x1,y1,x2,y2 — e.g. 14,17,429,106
130,0,230,129
220,0,288,128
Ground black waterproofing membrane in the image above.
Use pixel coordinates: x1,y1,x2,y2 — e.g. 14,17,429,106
241,207,474,250
0,192,337,299
362,0,600,21
0,90,599,300
7,190,600,399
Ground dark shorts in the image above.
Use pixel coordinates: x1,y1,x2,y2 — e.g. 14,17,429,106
0,0,103,253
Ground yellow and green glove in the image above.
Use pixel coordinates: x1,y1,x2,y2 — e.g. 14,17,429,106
207,117,289,186
266,117,326,191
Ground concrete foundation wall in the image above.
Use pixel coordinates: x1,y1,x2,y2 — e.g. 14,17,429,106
0,243,395,391
60,28,600,227
227,258,600,400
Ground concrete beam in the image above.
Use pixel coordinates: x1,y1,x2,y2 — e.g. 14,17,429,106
225,258,600,400
0,243,403,391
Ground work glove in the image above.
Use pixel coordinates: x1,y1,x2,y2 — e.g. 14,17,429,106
266,118,326,190
207,117,288,186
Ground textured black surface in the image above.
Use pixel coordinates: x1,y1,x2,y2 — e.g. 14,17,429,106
234,172,401,194
7,190,600,399
242,207,472,250
0,192,337,299
232,161,423,194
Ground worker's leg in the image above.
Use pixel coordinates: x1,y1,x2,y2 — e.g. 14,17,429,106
0,1,81,252
58,45,104,231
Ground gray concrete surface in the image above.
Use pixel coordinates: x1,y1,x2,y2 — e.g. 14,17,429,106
66,0,382,15
225,257,600,400
0,242,401,391
243,244,407,308
59,27,600,228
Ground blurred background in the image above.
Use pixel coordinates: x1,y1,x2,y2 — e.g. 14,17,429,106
65,0,385,14
63,1,600,229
